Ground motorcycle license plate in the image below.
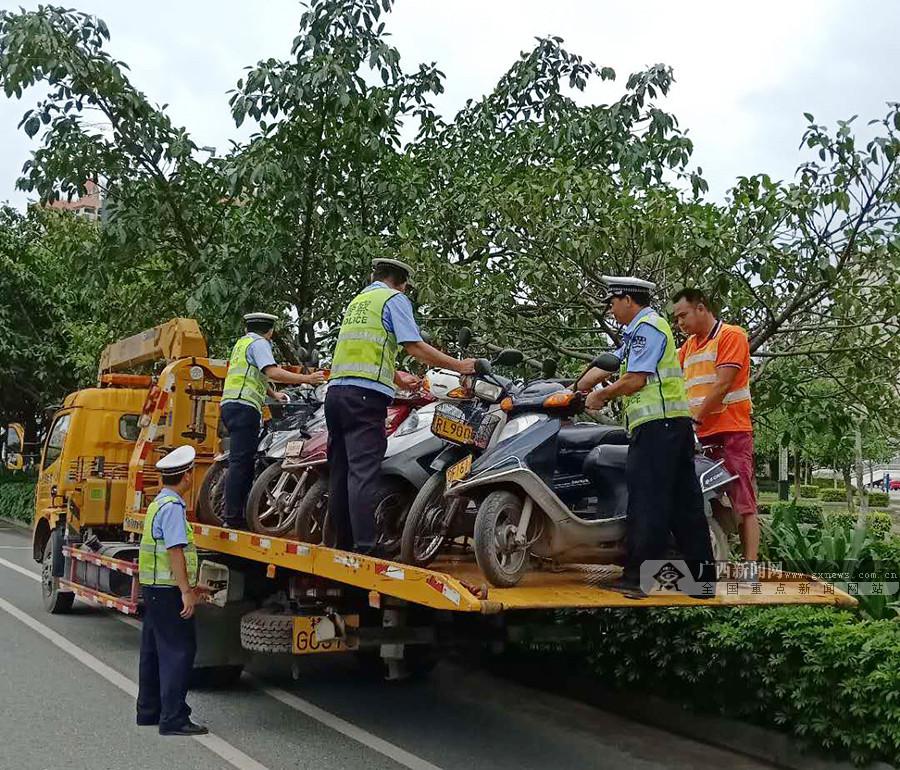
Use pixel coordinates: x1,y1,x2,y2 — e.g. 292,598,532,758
446,454,473,485
285,440,304,459
292,614,359,655
433,414,474,445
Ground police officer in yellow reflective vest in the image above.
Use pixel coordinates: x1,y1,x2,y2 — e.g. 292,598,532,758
575,277,714,595
137,445,209,735
220,312,325,529
327,259,477,554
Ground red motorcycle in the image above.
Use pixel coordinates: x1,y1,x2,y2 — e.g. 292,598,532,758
277,387,434,544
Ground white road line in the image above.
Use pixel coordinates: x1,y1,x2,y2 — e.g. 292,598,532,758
0,554,41,581
0,555,445,770
0,545,31,549
0,597,269,770
249,676,445,770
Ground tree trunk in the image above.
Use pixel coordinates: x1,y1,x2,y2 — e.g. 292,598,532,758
842,466,854,511
855,424,868,520
794,452,801,500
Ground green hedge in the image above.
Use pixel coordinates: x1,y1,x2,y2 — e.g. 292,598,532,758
812,477,840,488
825,510,893,539
572,606,900,766
799,484,819,499
771,500,823,524
868,491,890,507
0,481,35,522
820,487,848,502
756,478,779,493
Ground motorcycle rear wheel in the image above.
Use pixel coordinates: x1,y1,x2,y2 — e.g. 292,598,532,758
474,490,530,588
197,460,227,526
293,474,328,544
400,472,461,567
247,462,309,537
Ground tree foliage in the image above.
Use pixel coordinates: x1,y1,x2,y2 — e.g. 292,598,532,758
0,0,898,457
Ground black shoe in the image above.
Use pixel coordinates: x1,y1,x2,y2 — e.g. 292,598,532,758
602,578,647,599
222,519,248,531
159,720,209,736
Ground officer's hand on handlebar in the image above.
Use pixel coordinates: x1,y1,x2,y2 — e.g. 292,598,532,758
272,390,289,403
456,358,478,375
585,389,608,411
302,370,327,386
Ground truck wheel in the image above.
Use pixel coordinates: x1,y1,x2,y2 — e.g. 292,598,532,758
197,461,227,526
41,540,74,614
246,462,307,537
474,490,530,588
240,608,294,654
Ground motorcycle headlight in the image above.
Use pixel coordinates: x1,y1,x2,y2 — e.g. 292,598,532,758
497,413,547,443
473,380,503,403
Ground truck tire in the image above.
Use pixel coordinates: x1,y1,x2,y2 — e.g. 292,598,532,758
197,461,227,526
355,646,439,681
240,608,294,654
41,540,74,614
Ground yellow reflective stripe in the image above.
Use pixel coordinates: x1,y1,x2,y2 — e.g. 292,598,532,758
723,387,752,404
684,350,718,367
685,374,718,389
689,396,705,407
336,330,388,345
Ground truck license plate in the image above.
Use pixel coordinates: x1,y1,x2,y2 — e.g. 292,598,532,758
292,614,359,655
446,454,473,485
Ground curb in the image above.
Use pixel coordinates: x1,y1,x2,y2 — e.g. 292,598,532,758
0,515,31,532
486,656,895,770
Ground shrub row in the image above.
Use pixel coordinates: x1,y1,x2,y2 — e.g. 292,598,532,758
0,480,35,522
799,484,819,498
564,606,900,767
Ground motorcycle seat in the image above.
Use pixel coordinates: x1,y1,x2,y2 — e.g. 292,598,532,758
583,443,629,474
558,423,629,452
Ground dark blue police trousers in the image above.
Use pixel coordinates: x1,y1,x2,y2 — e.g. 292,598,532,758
136,586,196,731
221,400,262,527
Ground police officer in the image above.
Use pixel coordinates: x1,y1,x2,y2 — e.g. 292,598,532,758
220,312,325,529
136,445,208,735
327,258,476,554
575,277,714,595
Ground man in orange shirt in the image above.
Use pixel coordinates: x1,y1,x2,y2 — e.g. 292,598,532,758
671,288,758,562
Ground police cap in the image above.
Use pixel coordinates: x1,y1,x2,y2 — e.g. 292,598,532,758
601,275,656,303
155,445,196,475
243,312,278,325
372,258,414,281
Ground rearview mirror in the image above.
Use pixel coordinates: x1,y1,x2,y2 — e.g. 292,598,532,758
457,326,473,350
309,349,320,367
591,353,621,372
541,358,558,378
296,346,309,362
474,358,492,376
493,348,524,367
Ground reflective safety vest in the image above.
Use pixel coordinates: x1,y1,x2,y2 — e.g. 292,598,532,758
681,321,752,436
221,334,267,412
620,312,691,431
331,286,400,390
139,493,198,587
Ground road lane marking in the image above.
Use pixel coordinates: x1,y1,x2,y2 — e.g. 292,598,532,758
0,555,445,770
0,597,270,770
248,676,445,770
0,545,31,549
0,554,41,581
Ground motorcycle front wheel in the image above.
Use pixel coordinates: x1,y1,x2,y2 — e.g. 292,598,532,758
474,490,530,588
246,462,309,537
197,460,227,526
293,474,328,544
400,472,463,567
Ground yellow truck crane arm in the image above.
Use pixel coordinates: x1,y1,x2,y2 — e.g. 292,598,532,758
97,318,208,380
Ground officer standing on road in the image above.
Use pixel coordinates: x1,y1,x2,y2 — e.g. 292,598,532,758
575,277,714,595
326,258,477,554
220,312,325,529
136,445,208,736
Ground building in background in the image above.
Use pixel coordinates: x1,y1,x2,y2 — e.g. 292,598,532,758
44,179,103,221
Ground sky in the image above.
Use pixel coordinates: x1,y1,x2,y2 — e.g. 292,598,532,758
1,0,898,208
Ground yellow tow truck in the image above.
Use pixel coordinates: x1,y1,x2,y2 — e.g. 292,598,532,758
16,319,855,681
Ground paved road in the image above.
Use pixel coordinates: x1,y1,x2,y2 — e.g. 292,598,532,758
0,523,773,770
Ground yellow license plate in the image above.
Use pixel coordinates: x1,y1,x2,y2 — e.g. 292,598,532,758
292,614,359,655
446,454,473,485
433,414,474,444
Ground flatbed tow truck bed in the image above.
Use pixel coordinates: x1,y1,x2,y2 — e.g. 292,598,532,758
122,514,856,613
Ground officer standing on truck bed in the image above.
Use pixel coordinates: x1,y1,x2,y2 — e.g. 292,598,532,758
326,258,477,555
136,445,208,735
574,276,714,596
220,312,325,529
